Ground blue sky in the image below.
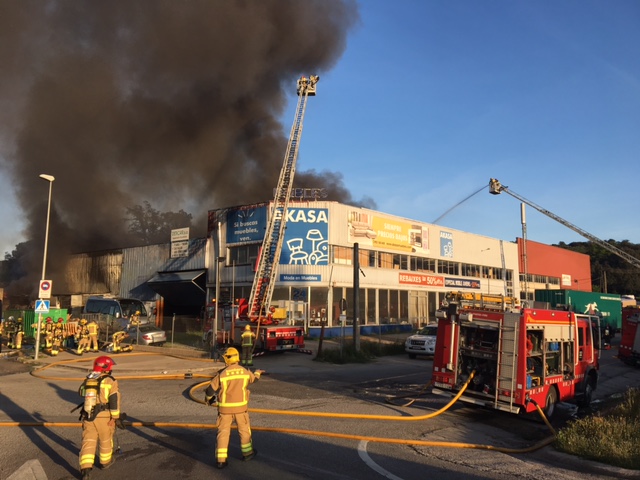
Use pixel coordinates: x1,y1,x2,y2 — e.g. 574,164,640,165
1,0,639,255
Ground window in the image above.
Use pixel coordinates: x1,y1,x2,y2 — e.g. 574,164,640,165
229,244,260,266
437,260,458,275
410,257,435,272
332,245,353,265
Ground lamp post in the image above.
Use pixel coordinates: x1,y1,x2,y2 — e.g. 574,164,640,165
34,174,55,360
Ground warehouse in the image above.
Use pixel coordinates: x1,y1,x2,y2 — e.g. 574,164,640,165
206,200,522,337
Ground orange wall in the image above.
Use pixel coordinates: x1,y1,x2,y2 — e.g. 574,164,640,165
517,239,592,291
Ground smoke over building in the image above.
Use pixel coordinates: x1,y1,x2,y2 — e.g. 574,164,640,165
0,1,372,301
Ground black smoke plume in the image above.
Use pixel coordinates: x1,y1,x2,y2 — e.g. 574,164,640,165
0,1,371,300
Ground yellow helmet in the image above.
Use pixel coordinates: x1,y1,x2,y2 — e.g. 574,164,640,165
80,318,88,325
244,324,252,331
222,347,240,365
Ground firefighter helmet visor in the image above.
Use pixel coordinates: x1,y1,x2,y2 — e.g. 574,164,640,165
93,356,116,373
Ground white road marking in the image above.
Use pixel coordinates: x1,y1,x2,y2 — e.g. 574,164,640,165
358,440,405,480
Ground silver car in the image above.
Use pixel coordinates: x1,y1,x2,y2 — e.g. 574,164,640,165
405,324,438,359
122,324,167,346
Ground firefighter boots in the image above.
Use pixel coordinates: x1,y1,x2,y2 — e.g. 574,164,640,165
243,449,258,461
81,467,92,479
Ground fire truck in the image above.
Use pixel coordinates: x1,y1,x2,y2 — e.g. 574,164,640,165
204,75,318,353
203,299,305,352
431,291,600,418
618,305,640,366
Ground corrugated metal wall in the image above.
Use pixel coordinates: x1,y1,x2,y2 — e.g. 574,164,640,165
64,250,123,295
120,238,207,301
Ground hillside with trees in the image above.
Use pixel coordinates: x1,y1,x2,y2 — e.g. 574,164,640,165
555,240,640,298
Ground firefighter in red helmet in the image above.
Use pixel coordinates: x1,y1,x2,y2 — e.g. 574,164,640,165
205,347,264,469
77,355,125,479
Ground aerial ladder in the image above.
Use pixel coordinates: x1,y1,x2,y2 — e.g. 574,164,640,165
247,75,319,322
489,178,640,270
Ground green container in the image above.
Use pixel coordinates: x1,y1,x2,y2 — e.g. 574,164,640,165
5,309,68,339
534,290,622,331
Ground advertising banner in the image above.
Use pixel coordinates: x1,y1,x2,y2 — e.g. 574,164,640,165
277,208,329,265
347,209,429,254
226,205,268,244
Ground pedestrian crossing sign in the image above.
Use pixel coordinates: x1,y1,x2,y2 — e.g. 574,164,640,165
35,299,50,313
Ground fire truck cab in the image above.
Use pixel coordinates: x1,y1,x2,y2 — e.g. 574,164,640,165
431,291,600,418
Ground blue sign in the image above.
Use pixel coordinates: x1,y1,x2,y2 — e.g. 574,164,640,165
280,274,322,282
277,208,329,265
35,299,50,313
440,230,454,258
226,205,267,244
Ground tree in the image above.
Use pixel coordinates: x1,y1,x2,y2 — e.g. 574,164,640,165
125,201,193,245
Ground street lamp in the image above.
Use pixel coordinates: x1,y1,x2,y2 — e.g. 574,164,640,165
34,174,55,360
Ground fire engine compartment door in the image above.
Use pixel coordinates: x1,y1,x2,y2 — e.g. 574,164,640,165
497,312,519,404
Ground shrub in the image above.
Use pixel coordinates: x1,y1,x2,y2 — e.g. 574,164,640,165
555,388,640,470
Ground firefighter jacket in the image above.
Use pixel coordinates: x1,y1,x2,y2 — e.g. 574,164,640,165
208,365,261,414
78,373,121,421
87,321,99,336
241,330,256,346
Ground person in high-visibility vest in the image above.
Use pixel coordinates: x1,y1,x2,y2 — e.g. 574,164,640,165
205,347,264,469
87,320,100,352
240,325,256,366
51,318,65,356
12,319,24,350
76,319,91,355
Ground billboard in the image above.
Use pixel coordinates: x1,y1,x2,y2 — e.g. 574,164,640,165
347,209,429,254
226,205,268,244
277,208,329,265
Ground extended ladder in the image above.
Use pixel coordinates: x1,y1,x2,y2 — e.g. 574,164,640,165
247,76,319,320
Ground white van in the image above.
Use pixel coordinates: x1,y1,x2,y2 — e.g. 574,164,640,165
83,296,150,325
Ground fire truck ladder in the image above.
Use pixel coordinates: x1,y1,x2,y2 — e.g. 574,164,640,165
247,75,319,321
489,178,640,270
495,312,520,413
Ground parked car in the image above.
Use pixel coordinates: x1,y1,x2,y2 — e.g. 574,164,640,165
122,324,167,346
405,324,438,358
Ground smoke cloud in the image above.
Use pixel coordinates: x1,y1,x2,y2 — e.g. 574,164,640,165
0,1,370,299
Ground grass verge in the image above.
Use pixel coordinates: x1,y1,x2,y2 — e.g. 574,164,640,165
554,388,640,470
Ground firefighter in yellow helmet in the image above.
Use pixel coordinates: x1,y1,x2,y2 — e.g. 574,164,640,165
240,324,256,366
51,318,65,356
77,355,125,479
205,347,264,469
111,331,133,353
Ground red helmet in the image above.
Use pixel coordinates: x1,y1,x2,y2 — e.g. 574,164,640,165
46,317,53,323
93,356,116,373
57,318,64,323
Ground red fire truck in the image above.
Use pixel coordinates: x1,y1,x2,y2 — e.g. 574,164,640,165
202,299,305,352
431,291,600,418
618,305,640,366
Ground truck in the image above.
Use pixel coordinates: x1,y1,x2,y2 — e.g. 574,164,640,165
205,75,318,354
534,289,622,334
203,299,305,352
431,291,600,418
618,305,640,366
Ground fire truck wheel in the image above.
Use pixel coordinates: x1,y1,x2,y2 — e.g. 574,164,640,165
544,387,558,419
578,378,595,408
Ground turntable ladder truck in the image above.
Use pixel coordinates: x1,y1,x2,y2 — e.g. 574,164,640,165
241,75,319,351
489,178,640,270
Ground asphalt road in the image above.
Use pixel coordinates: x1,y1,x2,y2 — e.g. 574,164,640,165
1,338,639,480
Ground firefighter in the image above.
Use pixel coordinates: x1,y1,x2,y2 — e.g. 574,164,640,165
76,319,91,355
111,331,133,353
205,347,264,469
240,324,256,366
5,316,16,348
0,317,4,352
51,318,65,356
88,319,100,352
129,311,141,328
77,356,125,479
10,318,24,350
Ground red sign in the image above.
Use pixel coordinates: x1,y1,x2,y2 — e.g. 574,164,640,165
398,273,444,287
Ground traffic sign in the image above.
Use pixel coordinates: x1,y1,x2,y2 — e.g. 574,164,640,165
39,280,53,299
35,299,50,313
